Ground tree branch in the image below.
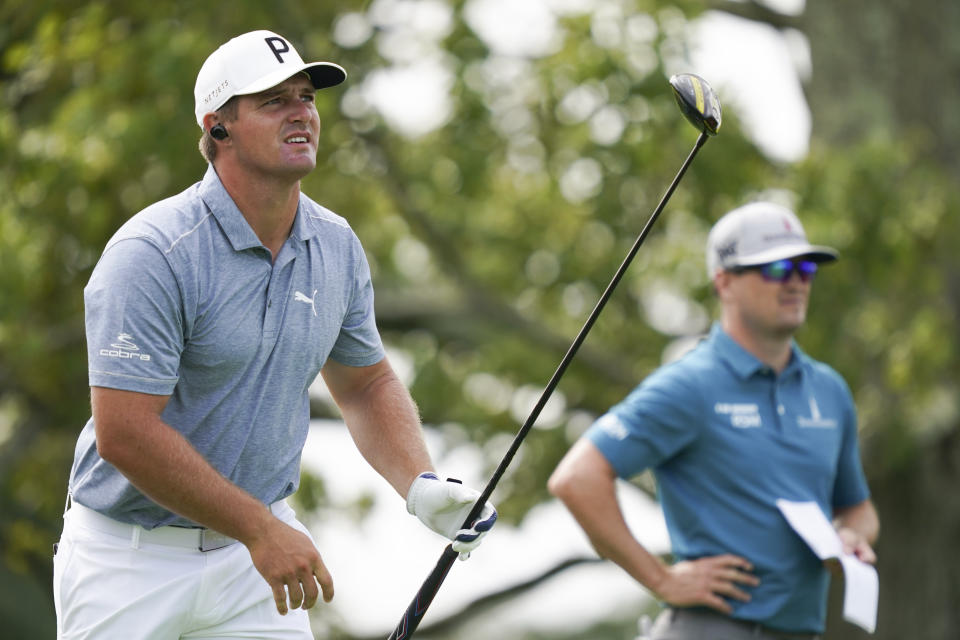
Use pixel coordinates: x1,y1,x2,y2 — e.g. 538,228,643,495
347,556,603,640
361,130,640,389
704,0,802,30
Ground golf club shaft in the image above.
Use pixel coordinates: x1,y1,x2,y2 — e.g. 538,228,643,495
387,131,710,640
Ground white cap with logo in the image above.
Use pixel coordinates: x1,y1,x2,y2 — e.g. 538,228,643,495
705,202,838,278
194,30,346,128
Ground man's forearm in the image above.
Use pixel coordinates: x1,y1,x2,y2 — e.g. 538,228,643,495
96,410,271,542
549,441,668,592
334,365,434,497
557,480,668,591
834,499,880,544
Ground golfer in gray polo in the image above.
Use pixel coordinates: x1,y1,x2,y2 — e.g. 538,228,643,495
54,30,496,639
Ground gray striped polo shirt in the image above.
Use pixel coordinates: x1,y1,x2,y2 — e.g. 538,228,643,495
69,165,384,528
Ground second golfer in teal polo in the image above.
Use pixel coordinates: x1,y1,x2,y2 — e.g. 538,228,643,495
549,202,879,639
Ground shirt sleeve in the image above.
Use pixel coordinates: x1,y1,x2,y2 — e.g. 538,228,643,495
585,363,702,479
328,235,385,367
85,237,184,395
830,375,871,508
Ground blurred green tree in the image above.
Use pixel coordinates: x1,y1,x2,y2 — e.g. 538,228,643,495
1,0,956,638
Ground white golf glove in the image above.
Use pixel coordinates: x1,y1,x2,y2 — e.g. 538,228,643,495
407,472,498,559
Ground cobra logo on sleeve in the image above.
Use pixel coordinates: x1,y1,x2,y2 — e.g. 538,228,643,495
99,333,152,361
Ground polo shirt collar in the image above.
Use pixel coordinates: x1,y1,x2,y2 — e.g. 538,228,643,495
199,165,261,252
708,323,806,379
288,198,320,243
198,165,318,251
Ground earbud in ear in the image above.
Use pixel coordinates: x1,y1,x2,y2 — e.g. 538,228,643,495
210,124,229,140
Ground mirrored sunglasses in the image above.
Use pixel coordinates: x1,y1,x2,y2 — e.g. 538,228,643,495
733,259,818,283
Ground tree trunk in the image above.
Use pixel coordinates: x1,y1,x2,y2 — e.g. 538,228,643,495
823,430,960,639
803,0,960,170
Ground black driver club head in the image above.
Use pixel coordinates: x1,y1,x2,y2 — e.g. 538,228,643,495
669,73,722,136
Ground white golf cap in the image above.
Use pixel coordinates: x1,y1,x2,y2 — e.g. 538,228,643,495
706,202,838,278
194,30,346,128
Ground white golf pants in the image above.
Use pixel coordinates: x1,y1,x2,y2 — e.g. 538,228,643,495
53,499,315,640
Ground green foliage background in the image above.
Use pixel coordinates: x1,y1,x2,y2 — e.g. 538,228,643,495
2,0,957,637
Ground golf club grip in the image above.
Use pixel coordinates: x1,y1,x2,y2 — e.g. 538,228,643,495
387,545,459,640
386,131,709,640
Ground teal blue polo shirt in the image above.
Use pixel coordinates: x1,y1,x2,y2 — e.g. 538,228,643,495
586,324,870,633
70,165,385,528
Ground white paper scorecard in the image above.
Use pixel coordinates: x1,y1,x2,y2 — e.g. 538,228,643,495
775,499,878,633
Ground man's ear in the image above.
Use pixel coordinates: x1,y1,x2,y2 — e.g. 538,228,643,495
201,113,222,136
712,269,733,300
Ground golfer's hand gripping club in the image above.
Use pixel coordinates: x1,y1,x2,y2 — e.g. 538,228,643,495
407,472,498,558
